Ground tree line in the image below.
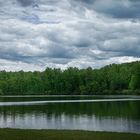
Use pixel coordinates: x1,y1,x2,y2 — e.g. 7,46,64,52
0,61,140,95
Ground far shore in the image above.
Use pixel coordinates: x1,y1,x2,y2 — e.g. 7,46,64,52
0,89,140,97
0,94,140,97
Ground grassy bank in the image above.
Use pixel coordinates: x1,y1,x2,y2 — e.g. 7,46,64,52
0,129,140,140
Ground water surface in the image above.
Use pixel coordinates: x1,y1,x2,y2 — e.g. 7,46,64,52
0,95,140,133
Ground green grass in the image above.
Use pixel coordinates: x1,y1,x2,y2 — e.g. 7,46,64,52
0,129,140,140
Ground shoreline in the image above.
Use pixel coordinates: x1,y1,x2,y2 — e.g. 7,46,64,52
0,94,140,97
0,129,140,140
0,90,140,96
0,98,140,106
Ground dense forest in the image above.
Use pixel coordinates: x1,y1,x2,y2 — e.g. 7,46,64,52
0,61,140,95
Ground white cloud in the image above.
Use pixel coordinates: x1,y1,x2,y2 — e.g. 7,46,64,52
0,0,140,71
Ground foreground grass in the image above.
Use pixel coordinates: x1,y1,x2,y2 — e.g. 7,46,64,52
0,129,140,140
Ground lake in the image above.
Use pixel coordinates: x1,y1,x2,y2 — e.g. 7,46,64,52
0,95,140,134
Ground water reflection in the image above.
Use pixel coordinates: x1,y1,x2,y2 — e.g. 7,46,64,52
0,98,140,106
0,97,140,133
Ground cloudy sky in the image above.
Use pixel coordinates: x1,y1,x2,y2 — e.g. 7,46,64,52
0,0,140,71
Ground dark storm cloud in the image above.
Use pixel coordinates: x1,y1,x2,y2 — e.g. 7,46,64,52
94,0,140,19
72,0,140,19
17,0,35,7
